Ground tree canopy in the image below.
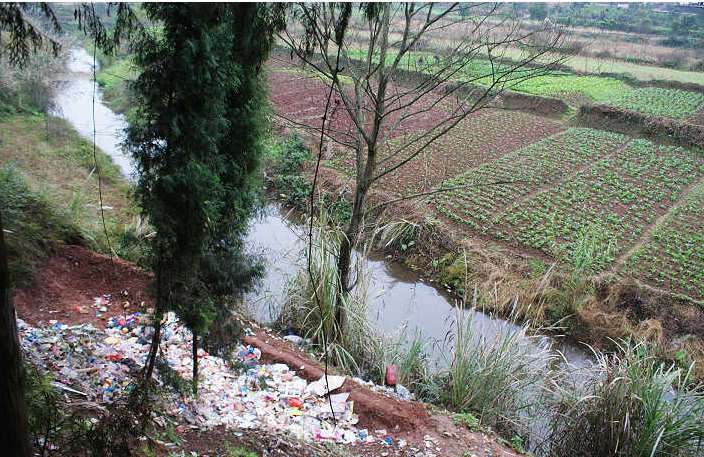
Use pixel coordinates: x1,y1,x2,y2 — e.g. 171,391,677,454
126,3,282,390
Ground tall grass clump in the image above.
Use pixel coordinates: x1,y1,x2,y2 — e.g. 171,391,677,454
425,297,557,437
276,206,432,384
544,340,704,457
115,215,154,269
367,326,431,389
276,206,374,374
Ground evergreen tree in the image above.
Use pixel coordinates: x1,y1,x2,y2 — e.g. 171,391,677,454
127,3,281,392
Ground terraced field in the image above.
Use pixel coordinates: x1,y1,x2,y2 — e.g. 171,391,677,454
267,68,454,147
493,139,704,267
268,62,704,302
626,181,704,301
603,88,704,120
434,128,629,233
347,49,704,120
328,109,564,196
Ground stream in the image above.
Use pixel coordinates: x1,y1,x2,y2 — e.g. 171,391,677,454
53,48,591,371
51,48,133,178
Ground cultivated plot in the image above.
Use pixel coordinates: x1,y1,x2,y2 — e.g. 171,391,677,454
603,87,704,120
434,128,629,233
327,109,564,197
626,180,704,301
492,138,704,268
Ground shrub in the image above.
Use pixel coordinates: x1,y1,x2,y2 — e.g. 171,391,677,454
266,132,311,209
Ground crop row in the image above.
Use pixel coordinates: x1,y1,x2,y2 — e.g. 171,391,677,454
328,109,564,197
434,128,629,232
492,139,704,269
603,87,704,120
626,180,704,300
267,68,453,146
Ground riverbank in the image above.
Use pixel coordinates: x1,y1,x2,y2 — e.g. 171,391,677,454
14,241,520,457
4,47,528,456
85,47,704,377
262,131,704,383
0,112,144,284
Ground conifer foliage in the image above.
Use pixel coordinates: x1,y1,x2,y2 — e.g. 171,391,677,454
127,3,281,392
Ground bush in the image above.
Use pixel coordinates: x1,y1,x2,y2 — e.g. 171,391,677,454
0,53,62,115
25,364,66,454
269,132,309,175
266,132,311,209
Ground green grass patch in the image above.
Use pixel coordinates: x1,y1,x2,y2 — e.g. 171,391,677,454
0,164,81,284
95,55,138,114
0,113,147,282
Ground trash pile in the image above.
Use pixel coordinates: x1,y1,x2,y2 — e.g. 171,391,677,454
20,313,147,402
18,304,411,446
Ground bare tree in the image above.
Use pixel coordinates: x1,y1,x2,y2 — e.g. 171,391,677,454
277,2,566,341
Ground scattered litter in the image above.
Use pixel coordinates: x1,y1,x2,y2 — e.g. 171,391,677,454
386,364,398,386
283,334,311,346
18,306,414,447
305,375,346,396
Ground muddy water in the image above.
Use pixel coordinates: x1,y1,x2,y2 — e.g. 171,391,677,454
53,48,591,370
246,205,591,368
51,48,133,178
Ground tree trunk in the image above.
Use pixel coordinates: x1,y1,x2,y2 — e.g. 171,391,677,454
143,314,162,381
144,257,165,381
334,177,370,342
0,210,31,457
192,330,198,395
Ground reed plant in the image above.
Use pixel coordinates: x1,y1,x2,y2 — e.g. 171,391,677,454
544,340,704,457
427,301,557,435
277,206,376,375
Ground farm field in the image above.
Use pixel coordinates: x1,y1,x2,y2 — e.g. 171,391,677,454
268,62,704,303
433,128,629,233
327,109,565,197
603,87,704,120
491,139,704,268
347,48,704,120
492,46,704,86
625,180,704,301
267,66,454,147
